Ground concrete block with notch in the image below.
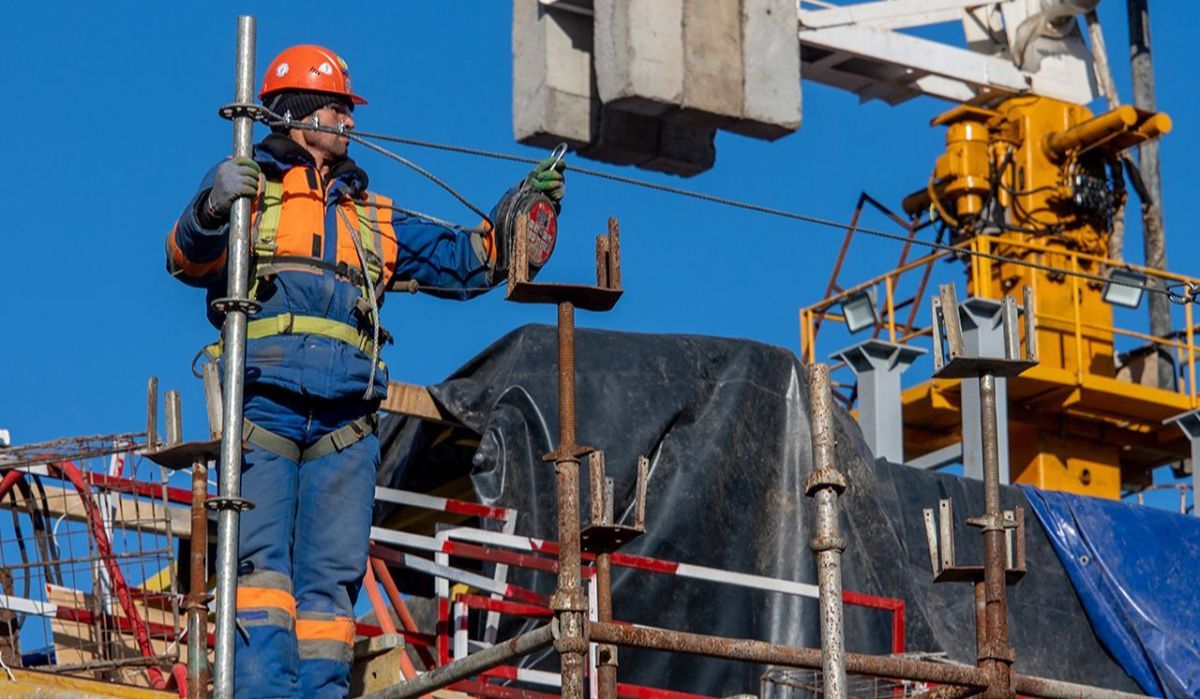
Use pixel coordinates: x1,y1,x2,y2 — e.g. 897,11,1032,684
579,107,659,166
593,0,684,116
643,121,716,177
512,0,596,148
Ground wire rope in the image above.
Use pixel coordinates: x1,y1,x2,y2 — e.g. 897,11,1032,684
257,112,1193,304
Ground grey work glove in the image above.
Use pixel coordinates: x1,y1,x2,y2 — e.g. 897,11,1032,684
205,157,261,221
524,156,566,204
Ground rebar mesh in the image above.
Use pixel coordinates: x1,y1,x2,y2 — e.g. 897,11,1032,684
761,656,954,699
0,446,183,686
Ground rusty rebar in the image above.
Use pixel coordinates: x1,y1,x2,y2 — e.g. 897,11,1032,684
805,363,848,698
596,553,617,699
977,373,1013,696
973,581,987,659
557,301,577,447
589,622,988,689
187,459,210,699
551,300,588,699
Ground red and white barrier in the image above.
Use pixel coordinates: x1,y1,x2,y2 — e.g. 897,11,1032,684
367,486,909,695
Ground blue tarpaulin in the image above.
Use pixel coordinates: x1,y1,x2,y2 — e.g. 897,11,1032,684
1022,486,1200,698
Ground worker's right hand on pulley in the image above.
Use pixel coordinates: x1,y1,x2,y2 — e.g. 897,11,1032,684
206,158,261,220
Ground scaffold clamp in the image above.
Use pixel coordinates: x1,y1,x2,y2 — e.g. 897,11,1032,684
210,297,262,316
206,496,255,512
218,101,270,122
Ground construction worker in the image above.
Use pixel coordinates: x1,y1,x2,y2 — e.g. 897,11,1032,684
166,45,565,698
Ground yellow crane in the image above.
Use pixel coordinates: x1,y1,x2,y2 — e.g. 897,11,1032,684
522,0,1195,502
803,94,1187,499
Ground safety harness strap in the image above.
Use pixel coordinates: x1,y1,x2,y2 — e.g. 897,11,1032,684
242,414,378,464
300,413,379,462
242,419,301,462
255,255,369,288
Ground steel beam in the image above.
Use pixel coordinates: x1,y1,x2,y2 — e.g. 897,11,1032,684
1163,409,1200,517
831,340,925,463
959,298,1010,484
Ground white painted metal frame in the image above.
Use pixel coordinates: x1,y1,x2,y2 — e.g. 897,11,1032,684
799,1,1096,105
536,0,1097,106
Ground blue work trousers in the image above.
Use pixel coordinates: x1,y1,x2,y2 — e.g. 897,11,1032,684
231,388,379,699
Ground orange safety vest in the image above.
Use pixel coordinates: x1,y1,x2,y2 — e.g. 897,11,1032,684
207,169,399,362
251,168,399,299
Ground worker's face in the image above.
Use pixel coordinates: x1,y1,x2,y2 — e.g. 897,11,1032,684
294,101,355,165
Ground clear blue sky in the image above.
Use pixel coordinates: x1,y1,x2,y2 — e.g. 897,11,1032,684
2,2,1198,501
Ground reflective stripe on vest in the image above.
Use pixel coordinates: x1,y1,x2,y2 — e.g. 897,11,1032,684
203,314,386,369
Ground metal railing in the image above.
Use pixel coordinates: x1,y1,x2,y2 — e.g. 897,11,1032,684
800,234,1200,406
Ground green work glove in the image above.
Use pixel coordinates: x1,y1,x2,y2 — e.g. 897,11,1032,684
525,156,566,203
206,157,261,220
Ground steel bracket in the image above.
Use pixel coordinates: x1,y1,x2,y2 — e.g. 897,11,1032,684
506,216,624,311
142,378,223,470
931,284,1038,379
580,452,648,554
923,498,1026,584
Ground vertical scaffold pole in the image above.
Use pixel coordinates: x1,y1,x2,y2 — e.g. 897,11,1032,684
212,15,257,698
551,301,588,699
976,372,1013,696
805,363,848,698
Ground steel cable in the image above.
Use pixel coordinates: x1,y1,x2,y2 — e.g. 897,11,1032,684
258,112,1190,304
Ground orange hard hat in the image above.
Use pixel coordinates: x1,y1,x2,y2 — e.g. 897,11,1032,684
260,45,367,105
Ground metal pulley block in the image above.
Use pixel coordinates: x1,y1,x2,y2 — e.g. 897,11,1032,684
494,144,567,276
495,189,558,272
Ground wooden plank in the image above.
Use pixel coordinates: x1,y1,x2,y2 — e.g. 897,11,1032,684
8,666,175,697
46,585,100,672
382,383,458,425
0,485,190,539
46,585,179,688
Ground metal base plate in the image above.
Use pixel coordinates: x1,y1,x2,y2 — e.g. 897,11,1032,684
506,281,623,312
581,524,644,553
934,357,1037,379
144,439,222,470
933,566,1026,584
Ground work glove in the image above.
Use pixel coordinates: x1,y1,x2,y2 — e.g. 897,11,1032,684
205,157,261,221
524,156,566,204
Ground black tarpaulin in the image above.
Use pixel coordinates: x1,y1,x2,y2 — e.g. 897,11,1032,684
377,324,1139,695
